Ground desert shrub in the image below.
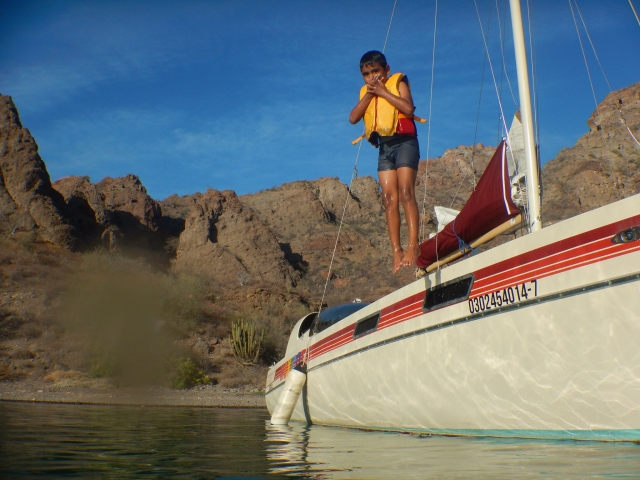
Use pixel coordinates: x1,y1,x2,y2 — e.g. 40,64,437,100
89,354,116,378
255,315,289,364
169,356,212,389
228,319,264,365
230,298,310,365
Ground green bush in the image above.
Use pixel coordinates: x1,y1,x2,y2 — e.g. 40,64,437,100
169,356,211,389
89,355,116,378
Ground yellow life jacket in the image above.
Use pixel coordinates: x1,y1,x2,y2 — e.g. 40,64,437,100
353,72,426,145
361,72,405,139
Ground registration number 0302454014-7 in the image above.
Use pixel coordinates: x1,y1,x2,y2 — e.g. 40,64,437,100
468,280,538,314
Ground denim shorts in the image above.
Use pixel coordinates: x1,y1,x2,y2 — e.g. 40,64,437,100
377,136,420,171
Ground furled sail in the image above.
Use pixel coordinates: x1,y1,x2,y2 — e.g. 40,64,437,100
416,140,520,269
434,206,460,233
507,111,528,207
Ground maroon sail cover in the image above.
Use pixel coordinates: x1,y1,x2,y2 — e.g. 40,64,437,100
416,141,520,269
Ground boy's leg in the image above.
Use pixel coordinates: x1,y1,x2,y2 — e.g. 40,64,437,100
378,169,404,273
396,166,420,267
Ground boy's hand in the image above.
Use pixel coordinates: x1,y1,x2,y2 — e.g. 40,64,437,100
366,75,388,97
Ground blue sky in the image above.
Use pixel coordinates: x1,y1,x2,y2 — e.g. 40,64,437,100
1,0,639,200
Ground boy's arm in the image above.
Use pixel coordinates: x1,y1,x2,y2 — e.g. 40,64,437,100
349,92,374,124
368,77,415,116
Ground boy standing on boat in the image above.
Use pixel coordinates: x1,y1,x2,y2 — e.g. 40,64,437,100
349,50,422,273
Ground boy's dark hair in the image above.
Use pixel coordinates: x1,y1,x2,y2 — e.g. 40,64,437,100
360,51,387,70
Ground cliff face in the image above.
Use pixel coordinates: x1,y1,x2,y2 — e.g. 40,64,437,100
542,83,640,224
0,95,74,248
173,189,300,288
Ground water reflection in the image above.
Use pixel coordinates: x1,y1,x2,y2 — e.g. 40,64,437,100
0,402,270,478
265,421,640,479
1,402,639,478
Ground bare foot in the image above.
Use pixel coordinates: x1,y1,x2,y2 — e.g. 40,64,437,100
401,244,420,268
392,249,404,273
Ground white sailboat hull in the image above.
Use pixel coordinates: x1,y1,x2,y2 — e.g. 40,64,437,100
266,196,640,440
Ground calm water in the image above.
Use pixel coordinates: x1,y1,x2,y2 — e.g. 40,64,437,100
1,402,639,478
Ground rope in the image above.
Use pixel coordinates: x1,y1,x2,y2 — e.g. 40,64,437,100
318,0,398,315
569,0,612,161
573,0,640,149
452,220,472,256
473,0,511,149
495,0,518,107
318,141,364,314
419,0,438,244
629,0,640,26
568,0,637,203
569,1,601,131
573,1,612,91
382,0,399,53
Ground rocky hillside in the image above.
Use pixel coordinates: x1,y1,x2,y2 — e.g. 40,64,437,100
542,83,640,223
0,82,638,387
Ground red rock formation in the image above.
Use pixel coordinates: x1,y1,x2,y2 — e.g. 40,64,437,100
173,189,299,287
0,95,74,247
542,82,640,224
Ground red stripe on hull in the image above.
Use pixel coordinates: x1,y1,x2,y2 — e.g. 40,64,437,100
473,214,640,283
302,215,640,363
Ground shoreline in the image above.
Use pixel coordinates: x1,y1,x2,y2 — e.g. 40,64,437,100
0,381,267,409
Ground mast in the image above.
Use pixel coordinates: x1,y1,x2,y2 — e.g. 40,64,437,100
509,0,542,231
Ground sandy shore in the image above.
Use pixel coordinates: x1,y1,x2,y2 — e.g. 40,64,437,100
0,380,266,408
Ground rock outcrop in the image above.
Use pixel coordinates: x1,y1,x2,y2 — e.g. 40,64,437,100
0,95,74,247
53,174,164,252
173,189,299,288
53,176,117,250
542,82,640,224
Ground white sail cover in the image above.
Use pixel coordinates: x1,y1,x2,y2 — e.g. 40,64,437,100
434,206,460,233
507,111,527,207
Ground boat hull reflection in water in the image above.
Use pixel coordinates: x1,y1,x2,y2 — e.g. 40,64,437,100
265,421,640,478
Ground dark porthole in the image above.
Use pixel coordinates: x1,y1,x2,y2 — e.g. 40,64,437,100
311,303,371,336
612,226,640,244
298,312,317,338
423,274,474,313
353,313,380,338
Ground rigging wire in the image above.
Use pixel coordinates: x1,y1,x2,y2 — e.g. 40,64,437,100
568,1,599,113
318,0,398,315
495,0,507,146
448,1,494,212
568,0,607,150
419,0,439,244
629,0,640,26
573,0,640,147
383,0,399,53
495,0,518,107
573,1,612,91
473,0,512,151
570,0,640,149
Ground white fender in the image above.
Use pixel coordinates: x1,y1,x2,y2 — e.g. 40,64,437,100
270,369,306,425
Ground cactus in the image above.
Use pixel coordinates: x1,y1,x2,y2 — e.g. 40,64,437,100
228,319,264,365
